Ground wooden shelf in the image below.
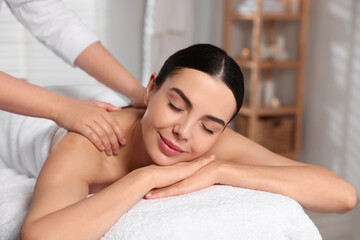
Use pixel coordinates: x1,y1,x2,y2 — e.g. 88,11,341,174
231,12,301,21
239,104,298,117
235,59,300,69
224,0,310,160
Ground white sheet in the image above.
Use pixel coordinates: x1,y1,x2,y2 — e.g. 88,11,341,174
0,84,322,239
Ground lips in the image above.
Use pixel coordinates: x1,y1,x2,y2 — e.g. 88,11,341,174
158,133,184,156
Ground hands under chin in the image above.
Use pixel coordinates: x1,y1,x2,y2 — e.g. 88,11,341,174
145,157,222,200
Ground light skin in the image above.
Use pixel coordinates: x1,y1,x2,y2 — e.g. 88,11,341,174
20,68,357,240
0,42,145,156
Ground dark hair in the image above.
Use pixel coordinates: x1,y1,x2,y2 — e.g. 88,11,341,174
155,43,244,123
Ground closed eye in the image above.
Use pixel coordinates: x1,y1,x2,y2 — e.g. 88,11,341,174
201,123,214,135
168,101,183,112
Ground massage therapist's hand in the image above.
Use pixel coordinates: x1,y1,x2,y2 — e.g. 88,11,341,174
145,156,219,199
142,157,216,196
54,98,125,155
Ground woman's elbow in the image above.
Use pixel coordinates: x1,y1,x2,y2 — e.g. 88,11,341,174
339,184,357,213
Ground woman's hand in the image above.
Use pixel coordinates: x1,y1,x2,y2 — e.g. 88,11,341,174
54,98,125,155
143,156,216,196
145,156,220,199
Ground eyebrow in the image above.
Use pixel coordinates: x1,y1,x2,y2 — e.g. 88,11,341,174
169,87,226,127
205,115,225,127
170,88,192,108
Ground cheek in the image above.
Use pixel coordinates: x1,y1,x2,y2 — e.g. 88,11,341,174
143,94,183,130
188,132,218,159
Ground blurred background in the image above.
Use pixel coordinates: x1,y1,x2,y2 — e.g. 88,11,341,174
0,0,359,239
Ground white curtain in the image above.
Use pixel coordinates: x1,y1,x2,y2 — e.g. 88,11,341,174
142,0,195,85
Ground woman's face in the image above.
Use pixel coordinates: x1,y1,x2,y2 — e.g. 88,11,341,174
141,68,236,166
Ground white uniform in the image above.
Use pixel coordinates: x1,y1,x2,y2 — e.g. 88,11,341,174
0,0,98,65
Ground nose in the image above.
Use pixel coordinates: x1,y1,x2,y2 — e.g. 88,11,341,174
172,119,193,141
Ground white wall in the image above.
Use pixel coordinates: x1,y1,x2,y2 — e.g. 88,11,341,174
302,1,360,239
302,0,360,194
104,0,145,82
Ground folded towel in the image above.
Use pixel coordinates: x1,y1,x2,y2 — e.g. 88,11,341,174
102,185,322,240
0,110,59,178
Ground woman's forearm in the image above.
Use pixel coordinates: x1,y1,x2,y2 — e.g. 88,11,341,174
217,161,357,213
21,169,152,240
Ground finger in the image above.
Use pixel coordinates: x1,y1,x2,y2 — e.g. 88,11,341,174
145,182,185,199
187,155,216,171
95,114,121,155
86,121,113,156
79,125,105,152
92,100,122,112
101,111,127,147
150,158,217,199
169,156,215,181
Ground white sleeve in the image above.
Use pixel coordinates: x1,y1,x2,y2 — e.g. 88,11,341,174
4,0,99,66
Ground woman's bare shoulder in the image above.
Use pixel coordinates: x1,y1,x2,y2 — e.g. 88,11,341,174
45,131,106,182
110,107,145,129
44,108,144,183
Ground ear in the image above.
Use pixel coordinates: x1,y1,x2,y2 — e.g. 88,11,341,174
144,72,157,106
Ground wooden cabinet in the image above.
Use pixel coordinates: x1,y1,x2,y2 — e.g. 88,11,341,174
223,0,310,160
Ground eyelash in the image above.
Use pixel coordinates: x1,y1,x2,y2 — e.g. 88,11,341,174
168,101,214,135
201,123,214,135
168,101,183,112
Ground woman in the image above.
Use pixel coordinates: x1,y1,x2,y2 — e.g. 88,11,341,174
19,44,356,240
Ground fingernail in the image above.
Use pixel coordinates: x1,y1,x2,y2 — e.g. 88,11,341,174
114,148,120,155
145,193,152,197
120,138,127,145
100,145,105,151
210,155,216,159
107,150,113,156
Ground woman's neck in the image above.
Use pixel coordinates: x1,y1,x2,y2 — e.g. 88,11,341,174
122,116,152,172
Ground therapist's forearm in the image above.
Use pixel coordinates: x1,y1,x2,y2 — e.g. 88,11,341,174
74,42,144,106
216,161,357,213
0,71,66,120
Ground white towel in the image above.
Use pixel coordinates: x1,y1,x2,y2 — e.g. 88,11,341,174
0,168,35,240
0,110,59,178
102,185,322,240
